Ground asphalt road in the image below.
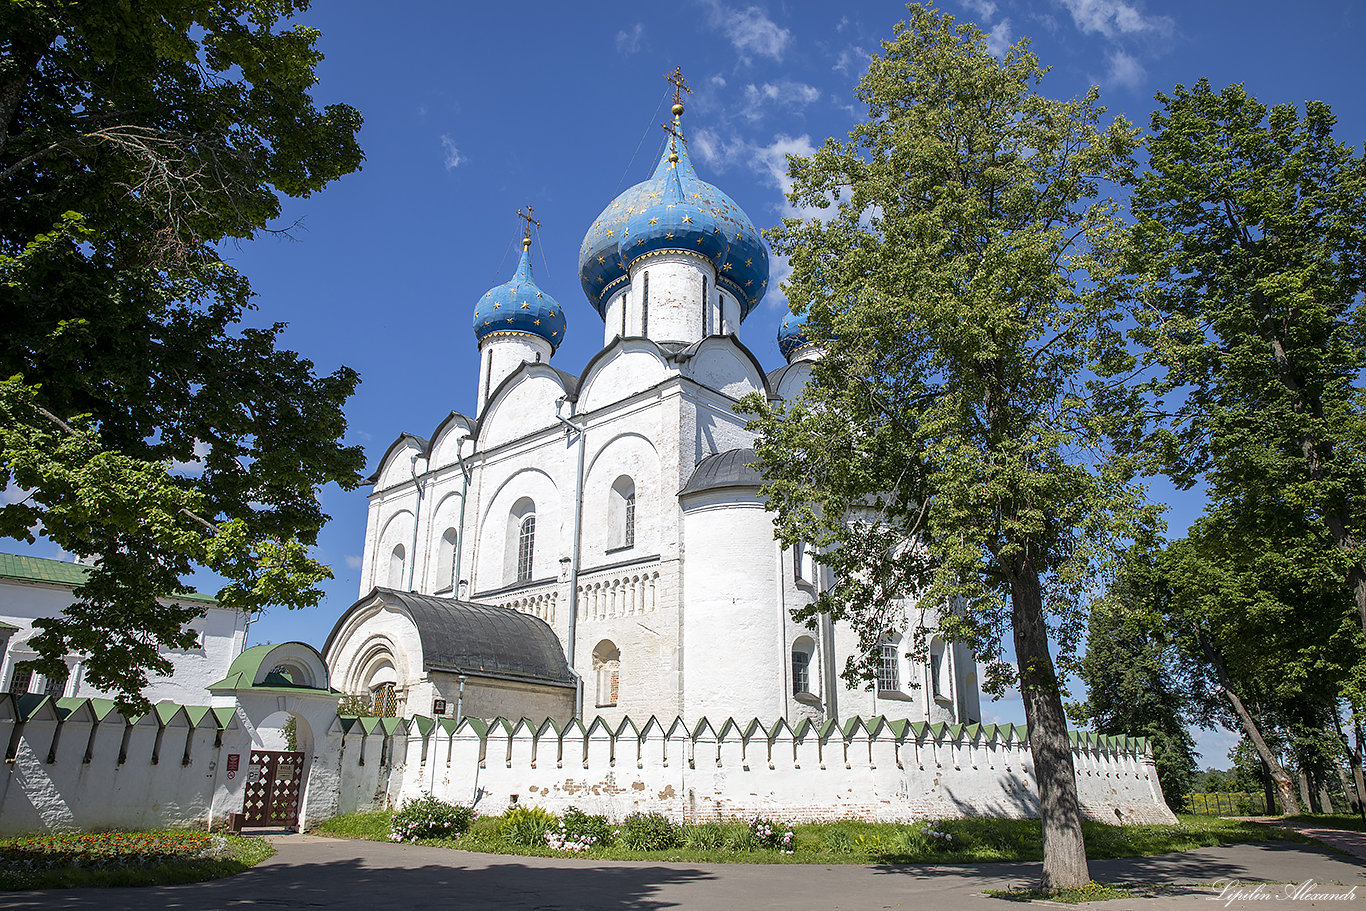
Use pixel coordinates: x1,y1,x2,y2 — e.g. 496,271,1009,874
4,834,1364,910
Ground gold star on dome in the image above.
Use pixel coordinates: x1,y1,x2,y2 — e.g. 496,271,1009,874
783,319,789,327
666,203,675,209
692,193,701,199
521,302,530,309
714,226,722,234
745,258,752,266
722,263,733,271
551,331,558,336
494,302,501,309
549,311,555,316
598,256,605,264
735,232,742,239
536,291,543,297
598,276,605,283
607,229,615,237
506,317,514,323
649,218,658,225
762,279,768,287
696,237,705,245
745,280,753,287
484,320,490,327
636,238,644,246
666,231,674,238
623,228,630,237
682,216,692,224
534,319,541,325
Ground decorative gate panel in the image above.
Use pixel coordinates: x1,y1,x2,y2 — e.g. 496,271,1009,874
241,750,305,828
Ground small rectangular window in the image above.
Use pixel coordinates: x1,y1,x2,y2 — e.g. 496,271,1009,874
43,671,68,697
931,650,943,696
642,272,649,337
8,667,32,695
624,493,636,547
792,651,810,695
876,644,899,692
794,542,806,581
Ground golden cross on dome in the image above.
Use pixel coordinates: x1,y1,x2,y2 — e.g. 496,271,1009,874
516,206,541,247
666,67,692,108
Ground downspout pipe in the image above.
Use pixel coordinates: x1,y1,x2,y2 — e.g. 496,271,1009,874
408,451,426,592
555,395,586,720
452,430,472,598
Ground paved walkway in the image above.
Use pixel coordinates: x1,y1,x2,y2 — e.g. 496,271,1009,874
7,834,1366,911
1235,817,1366,860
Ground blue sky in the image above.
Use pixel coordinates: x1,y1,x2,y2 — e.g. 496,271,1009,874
19,1,1366,764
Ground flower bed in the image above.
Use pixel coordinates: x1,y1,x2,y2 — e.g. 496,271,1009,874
0,832,273,890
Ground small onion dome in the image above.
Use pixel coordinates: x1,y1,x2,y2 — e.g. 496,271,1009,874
579,115,769,320
777,310,817,362
472,240,567,352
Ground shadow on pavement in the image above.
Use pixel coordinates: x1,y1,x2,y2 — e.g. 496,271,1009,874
1,855,718,911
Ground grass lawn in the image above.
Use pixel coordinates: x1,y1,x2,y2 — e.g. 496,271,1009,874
312,809,1325,865
0,831,275,890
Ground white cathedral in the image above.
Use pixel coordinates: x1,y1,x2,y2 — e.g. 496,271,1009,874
322,94,981,733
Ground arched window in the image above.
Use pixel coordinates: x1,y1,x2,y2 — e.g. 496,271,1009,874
929,638,946,697
876,641,900,692
794,541,807,581
507,497,537,585
792,636,816,695
436,527,458,593
593,639,620,707
518,516,535,582
387,543,406,590
610,476,636,550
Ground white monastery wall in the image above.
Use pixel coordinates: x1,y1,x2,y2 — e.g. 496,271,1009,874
382,715,1176,827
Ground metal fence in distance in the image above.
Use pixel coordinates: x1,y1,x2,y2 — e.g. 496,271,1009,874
1184,791,1278,816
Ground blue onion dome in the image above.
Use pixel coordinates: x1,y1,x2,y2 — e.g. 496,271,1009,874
777,309,816,362
578,104,769,319
472,239,567,351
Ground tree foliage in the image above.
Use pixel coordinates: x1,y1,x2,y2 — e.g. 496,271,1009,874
1129,79,1366,639
1069,550,1198,813
0,0,365,711
740,5,1150,889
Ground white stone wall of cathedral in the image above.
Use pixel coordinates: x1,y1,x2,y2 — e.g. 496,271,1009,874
681,493,790,722
476,334,553,418
626,252,716,344
383,719,1176,826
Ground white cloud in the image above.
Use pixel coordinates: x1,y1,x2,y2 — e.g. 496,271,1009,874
171,439,211,478
750,133,821,217
1056,0,1173,39
740,81,821,122
440,135,465,170
616,23,644,55
833,45,870,78
1192,724,1241,767
344,555,363,570
701,0,792,62
691,128,748,172
985,18,1014,56
1105,49,1146,90
961,0,999,19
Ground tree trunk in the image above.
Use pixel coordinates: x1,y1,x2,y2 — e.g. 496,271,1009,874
1195,628,1300,815
1298,771,1316,814
1010,552,1090,890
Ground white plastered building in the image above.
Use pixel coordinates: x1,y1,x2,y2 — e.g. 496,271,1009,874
323,101,981,731
0,552,249,706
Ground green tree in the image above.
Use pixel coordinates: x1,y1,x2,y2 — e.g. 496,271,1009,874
1070,550,1198,813
1129,80,1366,643
0,0,365,711
741,5,1149,889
